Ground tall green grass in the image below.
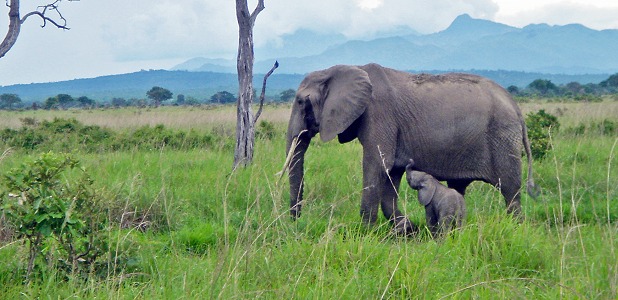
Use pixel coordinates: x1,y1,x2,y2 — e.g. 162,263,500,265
0,103,617,298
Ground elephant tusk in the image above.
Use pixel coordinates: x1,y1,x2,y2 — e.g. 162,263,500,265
276,130,308,184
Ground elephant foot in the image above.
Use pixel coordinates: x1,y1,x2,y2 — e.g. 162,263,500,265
506,201,524,223
392,216,418,236
290,204,302,220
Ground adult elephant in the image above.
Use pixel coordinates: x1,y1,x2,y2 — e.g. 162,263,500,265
284,63,536,234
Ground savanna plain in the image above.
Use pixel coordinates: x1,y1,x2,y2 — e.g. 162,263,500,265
0,100,617,299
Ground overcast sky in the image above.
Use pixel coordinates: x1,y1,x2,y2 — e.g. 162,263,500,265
1,0,617,86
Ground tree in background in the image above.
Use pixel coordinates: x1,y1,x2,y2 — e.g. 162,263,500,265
279,89,296,102
600,74,618,88
528,79,558,96
176,94,185,106
210,91,236,104
43,96,58,109
111,97,128,108
1,0,76,59
76,96,95,108
0,93,21,109
146,86,173,107
56,93,74,109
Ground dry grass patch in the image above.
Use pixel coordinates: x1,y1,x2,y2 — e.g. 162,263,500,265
0,104,293,131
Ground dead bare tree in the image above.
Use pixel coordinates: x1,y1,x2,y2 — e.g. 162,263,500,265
234,0,274,168
1,0,76,59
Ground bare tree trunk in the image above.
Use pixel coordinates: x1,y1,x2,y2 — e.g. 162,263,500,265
0,0,22,59
234,0,264,168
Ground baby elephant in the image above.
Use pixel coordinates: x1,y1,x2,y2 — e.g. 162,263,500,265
406,160,466,237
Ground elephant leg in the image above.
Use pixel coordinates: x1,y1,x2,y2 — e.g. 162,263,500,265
447,179,472,196
425,206,439,237
493,149,523,217
500,177,522,216
360,158,382,225
379,168,416,235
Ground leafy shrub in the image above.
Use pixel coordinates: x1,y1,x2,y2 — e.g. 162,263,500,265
525,109,560,160
0,118,218,153
1,152,109,280
256,120,276,140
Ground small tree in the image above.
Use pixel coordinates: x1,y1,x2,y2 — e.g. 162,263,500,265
43,96,58,109
1,0,76,59
146,86,173,107
528,79,558,96
176,94,185,106
0,93,21,109
1,152,108,279
279,89,296,102
76,96,95,108
565,82,583,95
111,97,128,108
210,91,236,104
56,93,74,109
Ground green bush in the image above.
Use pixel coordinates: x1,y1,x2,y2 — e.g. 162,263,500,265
0,118,219,153
256,120,277,140
1,152,108,280
526,109,560,160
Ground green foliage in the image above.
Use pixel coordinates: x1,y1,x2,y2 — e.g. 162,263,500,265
76,96,96,107
0,118,220,153
256,120,277,140
528,79,558,96
146,86,173,106
0,93,21,109
43,96,59,110
526,109,560,160
279,88,296,102
1,152,108,279
210,91,236,104
600,73,618,88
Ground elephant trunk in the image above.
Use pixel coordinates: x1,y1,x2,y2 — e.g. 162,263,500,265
286,130,310,219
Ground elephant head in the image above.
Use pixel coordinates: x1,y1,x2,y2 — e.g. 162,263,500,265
405,160,436,207
285,65,372,218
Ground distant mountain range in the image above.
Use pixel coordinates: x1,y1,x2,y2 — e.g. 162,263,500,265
176,14,618,75
1,14,616,103
0,70,304,103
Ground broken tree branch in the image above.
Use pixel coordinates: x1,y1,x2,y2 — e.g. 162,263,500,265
253,60,279,125
1,0,76,59
21,0,71,29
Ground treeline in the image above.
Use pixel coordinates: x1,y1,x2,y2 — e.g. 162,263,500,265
0,87,297,110
1,73,617,110
508,73,618,101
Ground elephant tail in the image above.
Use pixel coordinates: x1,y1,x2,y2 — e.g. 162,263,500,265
522,120,540,199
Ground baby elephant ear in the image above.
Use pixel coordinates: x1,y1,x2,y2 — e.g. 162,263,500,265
418,177,436,206
319,65,372,142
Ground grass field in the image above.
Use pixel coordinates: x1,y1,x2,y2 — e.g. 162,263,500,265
0,100,617,298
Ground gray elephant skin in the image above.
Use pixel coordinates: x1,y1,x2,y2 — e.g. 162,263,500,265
406,161,466,237
285,63,536,234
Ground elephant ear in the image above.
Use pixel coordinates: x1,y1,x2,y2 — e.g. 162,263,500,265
318,65,372,142
418,177,437,206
